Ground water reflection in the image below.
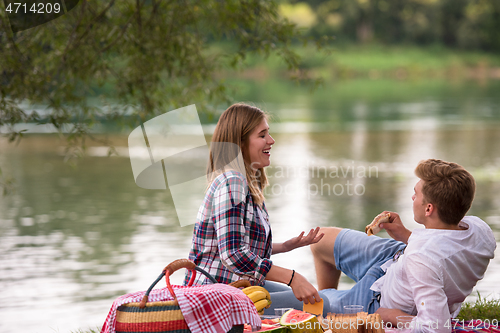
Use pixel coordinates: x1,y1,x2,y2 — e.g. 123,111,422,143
1,79,500,333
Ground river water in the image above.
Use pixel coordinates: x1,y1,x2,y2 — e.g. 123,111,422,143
1,78,499,333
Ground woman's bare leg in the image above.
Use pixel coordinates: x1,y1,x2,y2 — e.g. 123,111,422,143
310,227,343,290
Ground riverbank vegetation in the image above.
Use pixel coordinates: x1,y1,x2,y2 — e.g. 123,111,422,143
227,43,500,82
457,295,500,321
280,0,500,52
228,0,500,82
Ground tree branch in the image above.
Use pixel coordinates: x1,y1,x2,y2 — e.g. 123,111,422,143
101,0,147,53
136,0,142,35
64,0,117,57
0,13,29,66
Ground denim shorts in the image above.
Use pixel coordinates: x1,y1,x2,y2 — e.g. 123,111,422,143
321,228,406,314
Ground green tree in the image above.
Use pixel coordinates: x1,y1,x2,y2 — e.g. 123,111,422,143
0,0,323,145
0,0,328,194
288,0,500,50
456,0,500,51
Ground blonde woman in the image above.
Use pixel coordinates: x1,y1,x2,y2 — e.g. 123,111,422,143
184,103,324,308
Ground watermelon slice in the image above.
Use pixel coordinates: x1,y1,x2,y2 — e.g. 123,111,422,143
261,318,280,325
279,309,323,333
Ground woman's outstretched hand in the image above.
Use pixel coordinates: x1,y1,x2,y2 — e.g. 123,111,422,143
273,227,325,254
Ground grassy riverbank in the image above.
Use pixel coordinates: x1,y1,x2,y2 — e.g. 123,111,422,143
226,43,500,82
456,296,500,321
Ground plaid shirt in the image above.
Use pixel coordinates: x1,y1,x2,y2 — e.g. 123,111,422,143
184,171,273,286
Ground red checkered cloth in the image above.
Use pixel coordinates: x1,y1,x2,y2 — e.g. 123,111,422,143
384,319,500,333
451,319,500,333
176,283,261,333
101,283,261,333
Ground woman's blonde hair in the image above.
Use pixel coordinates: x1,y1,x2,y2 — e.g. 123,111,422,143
208,103,269,205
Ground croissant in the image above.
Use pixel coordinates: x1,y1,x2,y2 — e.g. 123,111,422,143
365,213,391,236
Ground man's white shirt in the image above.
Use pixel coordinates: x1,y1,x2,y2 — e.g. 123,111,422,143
371,216,496,333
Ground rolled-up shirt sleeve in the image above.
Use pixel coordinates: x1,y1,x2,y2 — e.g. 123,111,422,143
405,253,451,333
213,175,272,284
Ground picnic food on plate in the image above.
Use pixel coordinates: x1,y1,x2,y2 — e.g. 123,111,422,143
242,285,272,314
303,297,324,316
243,323,286,332
365,212,391,236
244,309,387,333
324,312,385,333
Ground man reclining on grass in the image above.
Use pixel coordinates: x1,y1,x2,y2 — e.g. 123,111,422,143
309,159,496,332
265,159,495,331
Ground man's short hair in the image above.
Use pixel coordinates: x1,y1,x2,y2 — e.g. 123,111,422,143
415,159,476,225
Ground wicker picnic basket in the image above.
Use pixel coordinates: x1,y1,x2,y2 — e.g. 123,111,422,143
115,259,251,333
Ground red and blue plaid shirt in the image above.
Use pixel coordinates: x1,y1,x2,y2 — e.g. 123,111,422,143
184,171,273,286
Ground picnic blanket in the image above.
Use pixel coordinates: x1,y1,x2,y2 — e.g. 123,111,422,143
383,320,500,333
451,320,500,333
101,283,261,333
